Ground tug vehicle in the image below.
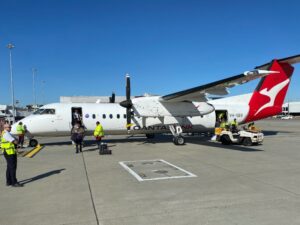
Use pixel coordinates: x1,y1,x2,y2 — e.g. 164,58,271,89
218,129,264,146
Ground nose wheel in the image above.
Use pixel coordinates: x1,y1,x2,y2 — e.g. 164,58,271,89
29,139,38,147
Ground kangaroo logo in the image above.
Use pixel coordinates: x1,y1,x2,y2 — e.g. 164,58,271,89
254,79,290,116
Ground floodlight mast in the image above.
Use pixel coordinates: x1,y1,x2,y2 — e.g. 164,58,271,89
7,43,16,123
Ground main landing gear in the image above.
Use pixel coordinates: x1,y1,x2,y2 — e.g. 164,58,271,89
169,125,185,145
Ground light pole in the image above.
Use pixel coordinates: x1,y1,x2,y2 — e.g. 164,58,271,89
41,80,45,105
32,68,37,105
7,43,15,123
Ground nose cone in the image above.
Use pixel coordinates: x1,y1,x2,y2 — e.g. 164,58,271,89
11,116,34,135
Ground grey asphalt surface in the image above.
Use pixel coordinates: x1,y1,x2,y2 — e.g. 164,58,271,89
1,118,300,225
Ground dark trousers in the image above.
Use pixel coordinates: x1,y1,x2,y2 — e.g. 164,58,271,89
75,143,82,153
18,135,24,147
95,137,102,149
4,153,18,185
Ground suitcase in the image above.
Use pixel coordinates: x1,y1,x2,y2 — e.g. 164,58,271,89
99,143,111,155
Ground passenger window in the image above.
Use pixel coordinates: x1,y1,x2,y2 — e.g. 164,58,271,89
33,108,55,115
102,114,106,119
92,114,96,119
109,114,113,119
117,114,120,119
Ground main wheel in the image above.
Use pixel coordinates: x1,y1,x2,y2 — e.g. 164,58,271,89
29,139,38,147
243,137,252,146
173,136,185,145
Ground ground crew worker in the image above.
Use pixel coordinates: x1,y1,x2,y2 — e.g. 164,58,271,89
1,123,23,187
16,121,25,148
220,118,226,129
94,121,104,149
218,112,225,121
231,118,238,133
231,118,238,126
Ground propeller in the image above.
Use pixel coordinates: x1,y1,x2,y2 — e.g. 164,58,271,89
119,74,133,130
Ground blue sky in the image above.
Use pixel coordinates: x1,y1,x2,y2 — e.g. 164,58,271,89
0,0,299,106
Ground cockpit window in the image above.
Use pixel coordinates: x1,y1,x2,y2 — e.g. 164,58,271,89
33,108,55,115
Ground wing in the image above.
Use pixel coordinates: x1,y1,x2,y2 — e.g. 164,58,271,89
160,70,278,102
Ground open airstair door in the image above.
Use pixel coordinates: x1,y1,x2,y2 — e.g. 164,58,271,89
71,107,83,126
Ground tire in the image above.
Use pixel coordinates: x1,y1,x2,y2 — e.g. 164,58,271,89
146,134,155,139
173,136,185,145
243,137,252,146
29,139,38,147
221,135,231,145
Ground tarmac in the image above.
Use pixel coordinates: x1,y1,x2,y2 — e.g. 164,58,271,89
1,118,300,225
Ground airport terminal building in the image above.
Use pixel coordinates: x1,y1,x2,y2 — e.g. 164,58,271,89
282,102,300,116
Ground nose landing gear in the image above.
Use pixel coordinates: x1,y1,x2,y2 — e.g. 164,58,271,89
29,139,38,147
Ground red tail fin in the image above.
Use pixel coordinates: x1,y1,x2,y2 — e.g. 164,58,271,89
245,60,294,122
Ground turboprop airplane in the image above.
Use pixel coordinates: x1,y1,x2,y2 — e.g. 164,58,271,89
11,54,300,146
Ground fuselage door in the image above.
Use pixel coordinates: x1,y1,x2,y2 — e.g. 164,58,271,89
71,107,83,126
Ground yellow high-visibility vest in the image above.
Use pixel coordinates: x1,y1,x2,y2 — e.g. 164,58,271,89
231,120,238,126
94,124,104,137
16,124,25,135
1,133,16,155
220,122,226,128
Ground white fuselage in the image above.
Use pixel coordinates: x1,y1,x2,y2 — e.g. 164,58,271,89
12,94,252,137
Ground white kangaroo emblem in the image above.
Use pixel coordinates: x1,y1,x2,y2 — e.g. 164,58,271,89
254,79,290,116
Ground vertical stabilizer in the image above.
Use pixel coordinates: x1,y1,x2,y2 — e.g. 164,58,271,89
245,60,294,122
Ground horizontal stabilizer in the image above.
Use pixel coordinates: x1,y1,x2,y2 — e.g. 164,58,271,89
255,54,300,70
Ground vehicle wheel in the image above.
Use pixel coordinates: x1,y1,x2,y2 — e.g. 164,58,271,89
243,137,252,146
221,135,231,145
173,136,185,145
29,139,38,147
146,134,155,139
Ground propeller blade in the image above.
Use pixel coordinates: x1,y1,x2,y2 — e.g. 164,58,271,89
119,74,133,130
126,108,132,130
126,74,130,101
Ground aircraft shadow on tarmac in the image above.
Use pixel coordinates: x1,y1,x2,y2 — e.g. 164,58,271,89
186,137,264,152
19,168,66,185
40,135,262,152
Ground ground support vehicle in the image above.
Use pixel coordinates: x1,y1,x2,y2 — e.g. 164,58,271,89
218,129,264,146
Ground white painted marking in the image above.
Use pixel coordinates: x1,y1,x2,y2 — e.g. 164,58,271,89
119,159,197,182
119,161,144,182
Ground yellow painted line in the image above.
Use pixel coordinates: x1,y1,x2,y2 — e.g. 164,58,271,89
24,144,44,158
